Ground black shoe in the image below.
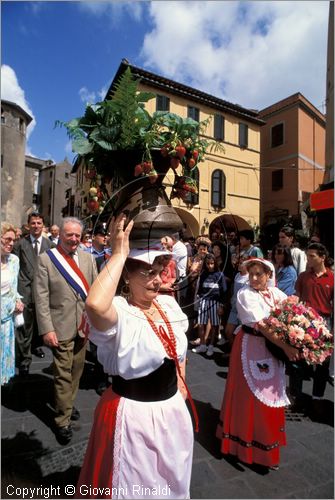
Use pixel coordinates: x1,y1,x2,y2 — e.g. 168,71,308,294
19,367,29,377
55,425,73,445
32,348,45,358
70,407,80,421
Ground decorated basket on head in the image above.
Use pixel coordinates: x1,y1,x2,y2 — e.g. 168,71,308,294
57,68,224,244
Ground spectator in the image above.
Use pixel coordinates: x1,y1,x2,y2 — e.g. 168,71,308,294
288,243,334,418
271,244,297,296
159,237,177,297
1,223,24,386
85,224,111,272
192,253,226,357
218,255,249,348
34,217,97,444
171,233,188,306
278,226,307,275
79,230,92,250
13,212,55,375
49,225,60,245
15,227,22,241
238,229,264,259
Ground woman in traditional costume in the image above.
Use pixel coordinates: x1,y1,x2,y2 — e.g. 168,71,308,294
76,214,195,499
216,257,299,470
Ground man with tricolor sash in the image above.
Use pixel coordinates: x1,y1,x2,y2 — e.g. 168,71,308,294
34,217,98,445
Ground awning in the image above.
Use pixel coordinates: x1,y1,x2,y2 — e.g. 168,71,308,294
310,189,334,211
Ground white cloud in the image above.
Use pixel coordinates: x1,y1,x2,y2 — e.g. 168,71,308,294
79,86,97,104
78,82,109,104
1,65,36,139
141,1,329,111
78,1,144,25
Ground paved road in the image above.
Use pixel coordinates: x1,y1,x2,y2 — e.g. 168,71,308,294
1,343,334,499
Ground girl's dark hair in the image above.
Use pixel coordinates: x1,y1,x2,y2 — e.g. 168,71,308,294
211,240,225,255
271,244,294,267
203,252,219,272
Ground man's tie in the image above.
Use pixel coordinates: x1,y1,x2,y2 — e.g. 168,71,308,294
33,239,39,256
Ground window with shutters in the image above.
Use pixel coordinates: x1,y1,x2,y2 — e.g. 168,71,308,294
239,123,248,148
156,95,170,112
214,114,225,141
211,169,226,208
187,106,200,122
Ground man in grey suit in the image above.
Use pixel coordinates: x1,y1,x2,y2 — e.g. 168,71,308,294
13,212,55,375
34,217,97,445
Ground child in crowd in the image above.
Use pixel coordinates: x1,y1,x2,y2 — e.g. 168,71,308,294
192,254,227,357
218,255,249,349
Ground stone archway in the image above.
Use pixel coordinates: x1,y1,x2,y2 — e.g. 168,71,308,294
209,214,252,239
174,208,199,237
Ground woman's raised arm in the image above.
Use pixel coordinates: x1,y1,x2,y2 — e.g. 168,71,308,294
85,214,133,331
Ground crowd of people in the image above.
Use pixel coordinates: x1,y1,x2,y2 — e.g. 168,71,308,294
1,212,334,496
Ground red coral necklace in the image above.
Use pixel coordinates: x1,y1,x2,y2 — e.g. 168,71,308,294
130,299,199,432
258,288,276,308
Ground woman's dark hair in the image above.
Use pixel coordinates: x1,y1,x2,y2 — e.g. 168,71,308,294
271,244,294,267
203,252,219,272
279,226,295,239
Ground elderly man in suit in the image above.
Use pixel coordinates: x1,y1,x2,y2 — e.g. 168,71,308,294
34,217,98,445
13,212,55,375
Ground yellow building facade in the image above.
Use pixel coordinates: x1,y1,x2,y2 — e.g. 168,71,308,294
73,61,263,238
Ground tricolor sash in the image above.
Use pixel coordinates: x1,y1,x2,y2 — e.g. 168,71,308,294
46,247,90,301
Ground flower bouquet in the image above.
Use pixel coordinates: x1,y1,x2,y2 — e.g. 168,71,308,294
264,295,333,365
56,67,224,215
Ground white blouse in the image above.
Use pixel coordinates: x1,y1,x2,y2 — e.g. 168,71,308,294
236,285,287,327
89,294,188,379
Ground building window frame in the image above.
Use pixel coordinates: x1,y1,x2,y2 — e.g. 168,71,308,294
239,123,248,148
156,94,170,112
272,169,284,191
271,122,284,148
187,105,200,122
211,169,226,208
214,114,225,141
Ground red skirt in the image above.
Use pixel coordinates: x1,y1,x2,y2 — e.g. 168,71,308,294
216,331,286,467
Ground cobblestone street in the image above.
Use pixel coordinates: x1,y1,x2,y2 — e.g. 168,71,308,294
1,343,334,499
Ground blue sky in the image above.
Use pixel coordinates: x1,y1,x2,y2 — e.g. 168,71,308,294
1,1,330,164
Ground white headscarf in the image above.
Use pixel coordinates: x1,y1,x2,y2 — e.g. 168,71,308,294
242,257,276,287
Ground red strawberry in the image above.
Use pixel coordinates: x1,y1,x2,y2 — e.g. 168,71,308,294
142,161,153,174
170,157,180,170
87,200,99,213
188,158,196,168
175,145,186,159
134,164,144,177
192,150,199,160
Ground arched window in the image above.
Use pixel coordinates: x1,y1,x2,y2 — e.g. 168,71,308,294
211,169,226,208
185,167,199,205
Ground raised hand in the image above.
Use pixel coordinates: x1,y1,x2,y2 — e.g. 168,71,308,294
108,213,134,261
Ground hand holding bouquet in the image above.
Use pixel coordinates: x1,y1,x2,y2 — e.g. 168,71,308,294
264,295,333,365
